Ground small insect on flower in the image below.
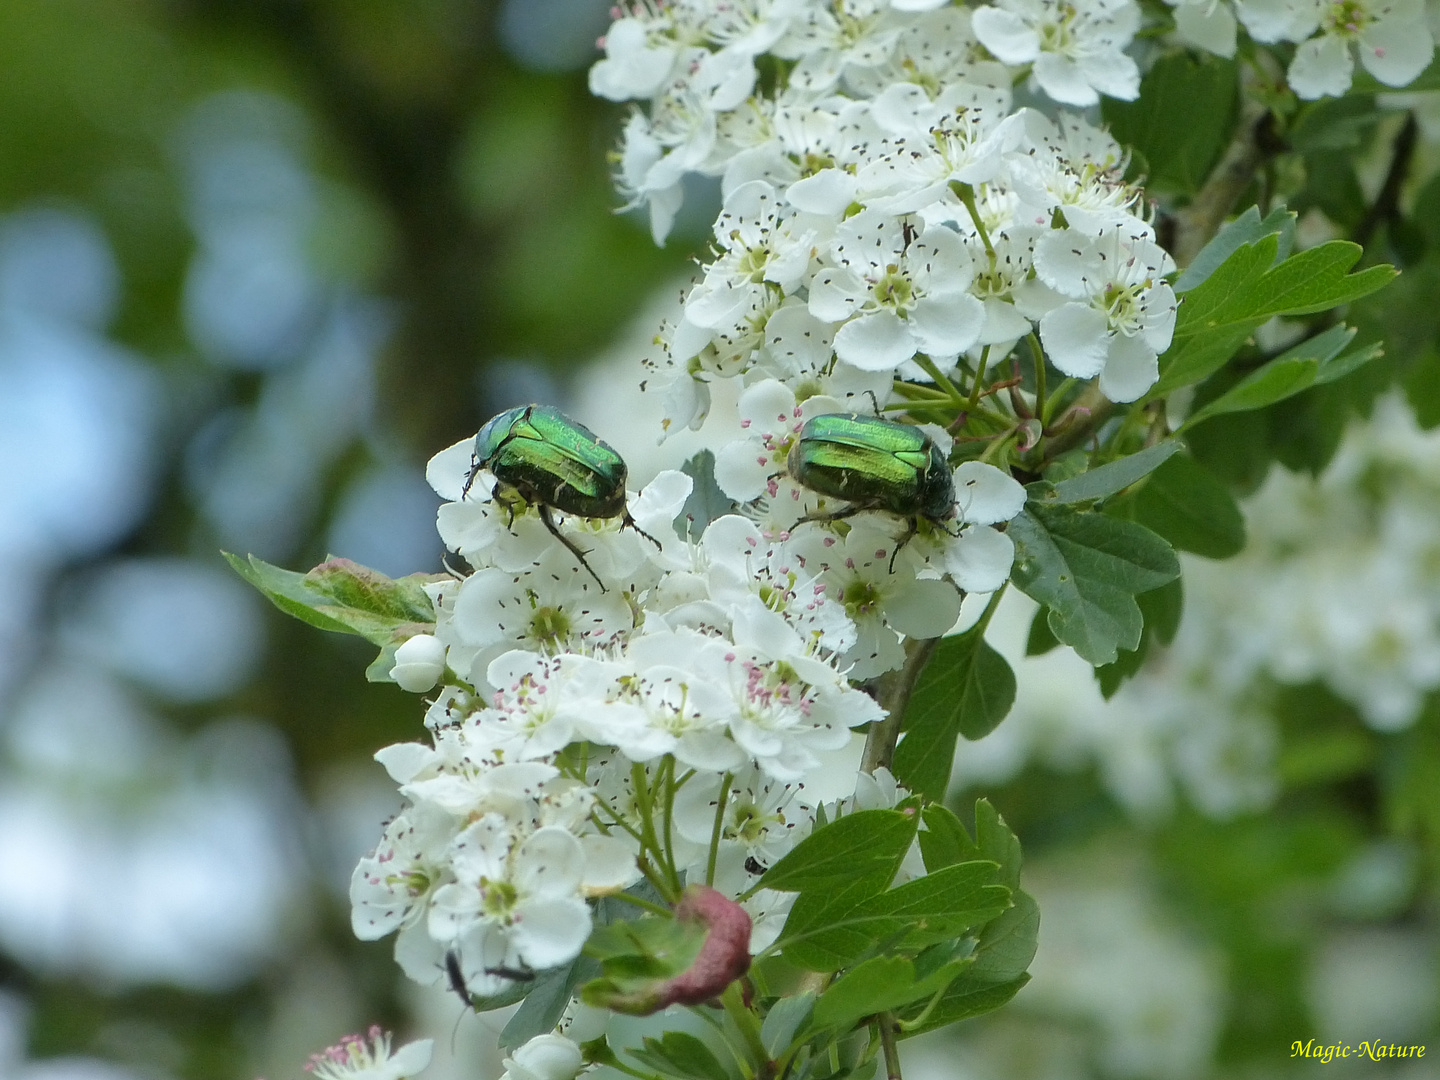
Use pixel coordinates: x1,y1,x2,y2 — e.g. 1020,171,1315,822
464,404,659,589
787,412,957,568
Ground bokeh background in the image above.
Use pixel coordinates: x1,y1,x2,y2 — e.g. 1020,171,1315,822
2,1,1438,1078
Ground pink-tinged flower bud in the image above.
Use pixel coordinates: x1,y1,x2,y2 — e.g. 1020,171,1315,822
660,884,754,1007
585,885,753,1015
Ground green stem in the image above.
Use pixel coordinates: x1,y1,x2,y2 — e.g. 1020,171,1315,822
878,1015,903,1080
1042,377,1076,427
1027,333,1047,430
861,637,942,774
606,891,674,917
631,763,680,897
659,755,681,885
967,344,991,408
950,181,994,258
707,772,734,887
913,354,965,406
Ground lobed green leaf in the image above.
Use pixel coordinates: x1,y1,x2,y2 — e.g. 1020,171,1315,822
1009,501,1181,666
1048,439,1183,505
893,628,1016,800
758,809,917,894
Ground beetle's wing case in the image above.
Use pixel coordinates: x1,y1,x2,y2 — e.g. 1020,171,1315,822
792,413,932,513
485,405,629,519
473,405,529,462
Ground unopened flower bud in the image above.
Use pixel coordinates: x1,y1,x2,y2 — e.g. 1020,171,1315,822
390,634,446,693
500,1034,584,1080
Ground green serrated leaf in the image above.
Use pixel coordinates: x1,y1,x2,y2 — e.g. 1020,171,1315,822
224,552,360,636
812,953,970,1033
758,810,917,894
225,552,439,646
1144,575,1184,647
1101,53,1236,196
1009,503,1181,666
1156,236,1394,398
857,861,1009,940
1131,454,1245,559
634,1032,730,1080
918,804,980,875
782,863,1008,971
305,556,436,624
1172,233,1280,335
897,892,1039,1038
892,628,1015,799
1047,440,1182,505
1174,206,1295,293
974,800,1021,893
1403,348,1440,429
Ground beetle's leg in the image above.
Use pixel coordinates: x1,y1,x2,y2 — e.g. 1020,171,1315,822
539,504,608,592
484,965,536,982
888,518,919,573
461,455,481,500
796,501,882,528
622,511,663,550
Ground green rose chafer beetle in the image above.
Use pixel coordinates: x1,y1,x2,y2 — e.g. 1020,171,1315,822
787,412,956,563
465,404,657,589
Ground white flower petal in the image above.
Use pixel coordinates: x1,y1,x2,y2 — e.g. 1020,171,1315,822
943,524,1015,593
979,297,1034,345
714,441,777,502
834,310,917,370
511,896,593,969
909,293,986,356
1289,34,1355,99
953,461,1026,524
1039,302,1111,378
738,377,799,429
972,6,1041,62
809,267,869,323
1098,333,1159,402
1358,16,1434,86
427,437,476,501
886,576,963,638
1032,53,1101,106
787,169,859,215
580,834,641,891
1175,0,1238,56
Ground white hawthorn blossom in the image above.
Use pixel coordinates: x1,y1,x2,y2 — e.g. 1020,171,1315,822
809,211,985,370
971,0,1142,105
1286,0,1434,97
1032,225,1178,402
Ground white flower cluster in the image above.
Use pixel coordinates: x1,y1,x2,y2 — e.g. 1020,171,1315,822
598,1,1179,414
351,418,1021,994
1167,0,1433,97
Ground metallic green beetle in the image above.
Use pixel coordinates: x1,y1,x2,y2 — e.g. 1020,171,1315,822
465,404,656,589
787,413,956,561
